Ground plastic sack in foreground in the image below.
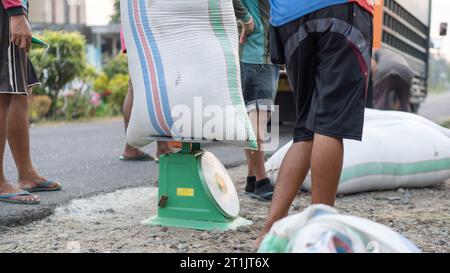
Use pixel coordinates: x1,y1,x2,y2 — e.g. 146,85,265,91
258,205,421,253
120,0,256,149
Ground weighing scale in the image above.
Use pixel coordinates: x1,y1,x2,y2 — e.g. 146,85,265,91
142,141,253,231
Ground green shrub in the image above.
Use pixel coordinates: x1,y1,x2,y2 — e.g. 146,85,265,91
442,120,450,129
103,54,129,79
93,72,110,93
55,90,95,121
92,54,130,116
29,95,52,122
29,31,89,116
95,102,115,117
108,73,129,113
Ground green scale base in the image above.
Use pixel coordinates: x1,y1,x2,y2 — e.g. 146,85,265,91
142,143,253,231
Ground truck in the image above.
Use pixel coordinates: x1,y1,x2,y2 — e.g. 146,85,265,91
276,0,433,122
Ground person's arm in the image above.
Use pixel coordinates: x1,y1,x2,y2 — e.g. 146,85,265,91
233,0,254,44
2,0,32,52
2,0,27,16
371,58,377,75
371,50,379,76
233,0,252,23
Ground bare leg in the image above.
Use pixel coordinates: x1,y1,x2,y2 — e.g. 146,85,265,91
310,134,343,206
156,141,175,157
0,94,39,203
6,94,60,190
256,134,344,247
0,95,13,183
244,110,269,181
256,140,313,246
244,111,256,178
121,81,152,159
121,82,174,159
244,150,255,177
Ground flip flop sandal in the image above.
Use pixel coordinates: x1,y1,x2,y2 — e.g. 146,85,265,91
22,180,62,193
0,191,40,205
120,153,155,162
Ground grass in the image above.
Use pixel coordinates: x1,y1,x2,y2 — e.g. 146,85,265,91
428,87,449,94
31,115,122,128
441,120,450,129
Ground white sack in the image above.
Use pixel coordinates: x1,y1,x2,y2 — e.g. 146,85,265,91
266,109,450,194
121,0,256,149
258,205,420,253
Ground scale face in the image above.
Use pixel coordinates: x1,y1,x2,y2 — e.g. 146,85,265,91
200,152,240,219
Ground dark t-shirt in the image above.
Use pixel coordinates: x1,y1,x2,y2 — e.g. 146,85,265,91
373,48,414,85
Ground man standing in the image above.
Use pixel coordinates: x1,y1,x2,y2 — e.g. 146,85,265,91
0,0,61,205
372,48,414,112
233,0,280,202
257,0,374,245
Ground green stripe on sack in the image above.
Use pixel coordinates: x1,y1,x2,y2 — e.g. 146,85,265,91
257,234,290,253
208,0,257,149
341,158,450,184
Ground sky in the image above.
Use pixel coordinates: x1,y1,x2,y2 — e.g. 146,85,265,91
85,0,115,26
86,0,450,58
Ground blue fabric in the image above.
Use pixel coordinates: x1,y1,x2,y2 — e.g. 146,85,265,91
33,180,52,189
240,0,270,64
241,63,280,109
269,0,351,26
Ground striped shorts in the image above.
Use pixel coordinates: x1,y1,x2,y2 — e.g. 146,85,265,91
0,4,39,95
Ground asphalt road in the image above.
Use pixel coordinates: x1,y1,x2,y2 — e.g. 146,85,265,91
419,91,450,123
0,119,292,226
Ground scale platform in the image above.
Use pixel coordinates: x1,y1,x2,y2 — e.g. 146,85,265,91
142,142,252,231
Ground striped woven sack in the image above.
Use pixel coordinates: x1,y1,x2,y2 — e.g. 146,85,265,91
266,109,450,195
121,0,257,148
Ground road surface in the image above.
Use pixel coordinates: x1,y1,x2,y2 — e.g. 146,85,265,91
0,119,292,226
419,91,450,123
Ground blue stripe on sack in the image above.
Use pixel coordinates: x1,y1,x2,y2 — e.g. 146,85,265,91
128,0,166,135
139,0,174,131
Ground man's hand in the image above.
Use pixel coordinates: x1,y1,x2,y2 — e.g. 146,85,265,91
240,16,255,44
371,58,377,75
10,15,32,52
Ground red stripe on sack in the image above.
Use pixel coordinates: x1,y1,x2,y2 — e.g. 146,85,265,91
132,0,171,135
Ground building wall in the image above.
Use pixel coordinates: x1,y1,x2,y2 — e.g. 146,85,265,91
396,0,432,26
28,0,87,25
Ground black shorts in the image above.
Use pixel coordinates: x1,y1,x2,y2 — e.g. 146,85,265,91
274,3,373,142
0,4,40,95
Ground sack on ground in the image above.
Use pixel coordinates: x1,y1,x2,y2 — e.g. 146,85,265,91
258,204,421,253
266,109,450,194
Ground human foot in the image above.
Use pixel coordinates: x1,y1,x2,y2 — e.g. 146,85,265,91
155,145,178,162
18,171,62,192
121,145,154,161
157,145,178,157
0,181,40,204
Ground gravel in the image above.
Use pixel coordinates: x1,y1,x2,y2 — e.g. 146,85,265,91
0,165,449,253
